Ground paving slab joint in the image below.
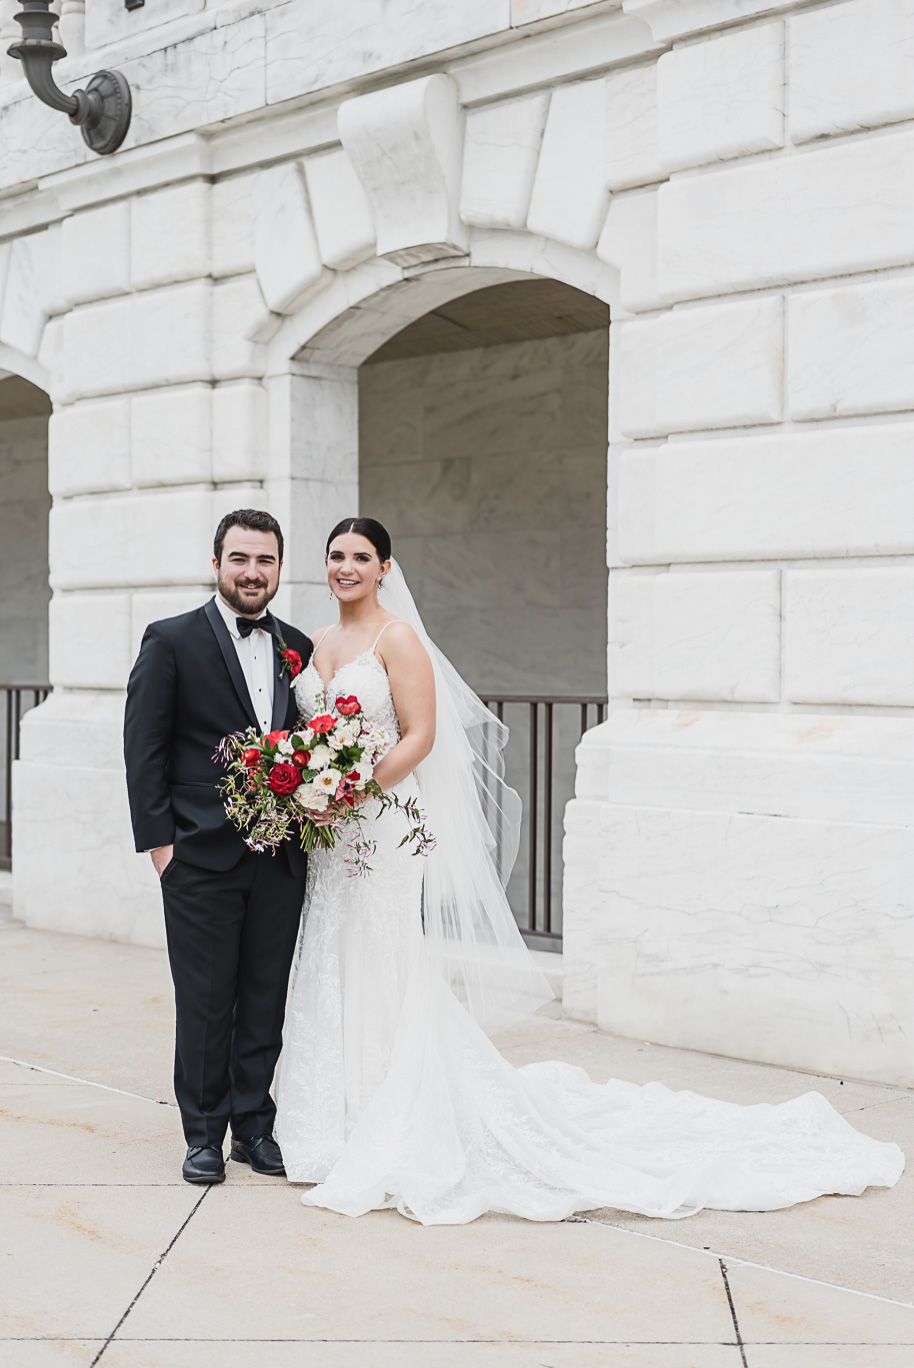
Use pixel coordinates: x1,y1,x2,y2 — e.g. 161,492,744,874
720,1259,749,1368
89,1186,211,1365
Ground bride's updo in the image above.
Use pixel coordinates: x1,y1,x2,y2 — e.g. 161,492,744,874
325,517,392,562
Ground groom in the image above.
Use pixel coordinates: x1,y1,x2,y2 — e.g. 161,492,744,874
124,509,312,1185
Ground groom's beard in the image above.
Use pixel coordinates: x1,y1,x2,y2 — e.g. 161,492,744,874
217,573,277,617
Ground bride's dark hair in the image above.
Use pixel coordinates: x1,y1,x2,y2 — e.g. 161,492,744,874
326,517,392,562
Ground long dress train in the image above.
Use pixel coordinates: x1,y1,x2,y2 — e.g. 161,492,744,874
274,646,904,1226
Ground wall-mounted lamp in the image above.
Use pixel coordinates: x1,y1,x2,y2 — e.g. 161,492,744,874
8,0,132,156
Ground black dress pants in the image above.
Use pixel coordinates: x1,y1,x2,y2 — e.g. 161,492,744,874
159,849,306,1148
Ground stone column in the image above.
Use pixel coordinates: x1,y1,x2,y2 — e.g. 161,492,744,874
263,361,359,633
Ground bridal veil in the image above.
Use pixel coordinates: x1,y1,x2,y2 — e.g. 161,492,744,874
380,559,554,1028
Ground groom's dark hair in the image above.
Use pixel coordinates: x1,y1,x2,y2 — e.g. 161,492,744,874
214,509,284,563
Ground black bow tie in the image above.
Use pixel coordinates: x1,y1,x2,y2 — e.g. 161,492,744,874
236,612,277,639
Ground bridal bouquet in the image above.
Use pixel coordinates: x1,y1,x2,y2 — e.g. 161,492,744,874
216,695,434,876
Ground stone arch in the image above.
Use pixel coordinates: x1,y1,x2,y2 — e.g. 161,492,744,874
266,232,618,375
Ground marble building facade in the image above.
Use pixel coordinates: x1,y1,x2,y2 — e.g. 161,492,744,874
1,0,913,1085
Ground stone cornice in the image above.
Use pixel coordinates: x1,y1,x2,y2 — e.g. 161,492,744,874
0,6,665,236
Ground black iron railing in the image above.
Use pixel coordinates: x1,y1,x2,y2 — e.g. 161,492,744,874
479,694,607,946
1,684,50,871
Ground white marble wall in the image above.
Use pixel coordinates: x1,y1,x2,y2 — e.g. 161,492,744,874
562,1,914,1086
1,0,913,1082
567,711,914,1086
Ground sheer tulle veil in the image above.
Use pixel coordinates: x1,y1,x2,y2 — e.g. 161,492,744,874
381,559,554,1027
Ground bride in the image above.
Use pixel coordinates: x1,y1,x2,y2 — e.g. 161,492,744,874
274,517,904,1226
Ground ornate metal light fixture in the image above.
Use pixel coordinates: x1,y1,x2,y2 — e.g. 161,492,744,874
8,0,132,156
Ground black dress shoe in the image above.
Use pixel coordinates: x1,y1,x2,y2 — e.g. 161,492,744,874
183,1145,226,1185
230,1134,286,1176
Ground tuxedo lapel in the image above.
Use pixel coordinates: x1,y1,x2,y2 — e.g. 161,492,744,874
203,598,260,730
270,624,291,730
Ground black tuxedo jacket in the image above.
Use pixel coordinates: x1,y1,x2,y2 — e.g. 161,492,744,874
124,599,313,874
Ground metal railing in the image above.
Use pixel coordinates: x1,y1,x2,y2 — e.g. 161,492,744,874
1,684,50,871
479,694,607,946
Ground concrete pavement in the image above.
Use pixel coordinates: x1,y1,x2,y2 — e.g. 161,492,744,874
2,905,912,1368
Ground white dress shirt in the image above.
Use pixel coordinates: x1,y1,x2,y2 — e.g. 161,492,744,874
214,594,275,734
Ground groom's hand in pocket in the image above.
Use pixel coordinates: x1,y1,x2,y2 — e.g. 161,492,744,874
150,844,174,878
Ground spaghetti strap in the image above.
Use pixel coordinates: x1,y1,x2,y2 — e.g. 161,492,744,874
370,619,400,654
312,624,337,659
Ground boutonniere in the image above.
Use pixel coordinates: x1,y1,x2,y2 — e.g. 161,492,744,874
275,631,303,680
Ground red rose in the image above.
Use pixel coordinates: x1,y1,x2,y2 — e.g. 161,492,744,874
241,748,262,768
291,750,311,769
281,648,302,679
309,713,337,735
335,695,360,716
267,762,300,795
266,729,290,745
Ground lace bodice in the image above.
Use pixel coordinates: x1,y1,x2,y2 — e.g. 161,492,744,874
293,646,400,743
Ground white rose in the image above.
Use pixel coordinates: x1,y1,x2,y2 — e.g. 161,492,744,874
314,771,337,791
327,731,344,752
350,762,373,789
294,781,328,811
309,743,332,769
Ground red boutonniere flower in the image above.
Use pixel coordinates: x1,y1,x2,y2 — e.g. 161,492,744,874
280,648,302,680
335,695,360,716
309,713,337,735
267,762,301,796
274,629,302,680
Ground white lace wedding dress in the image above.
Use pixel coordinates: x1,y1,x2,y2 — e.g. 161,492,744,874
274,636,904,1226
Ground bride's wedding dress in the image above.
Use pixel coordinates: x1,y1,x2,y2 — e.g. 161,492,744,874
275,619,903,1227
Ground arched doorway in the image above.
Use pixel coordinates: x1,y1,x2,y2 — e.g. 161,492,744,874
0,372,51,870
358,278,609,946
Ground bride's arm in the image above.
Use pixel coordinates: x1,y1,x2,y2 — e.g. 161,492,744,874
371,623,436,791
